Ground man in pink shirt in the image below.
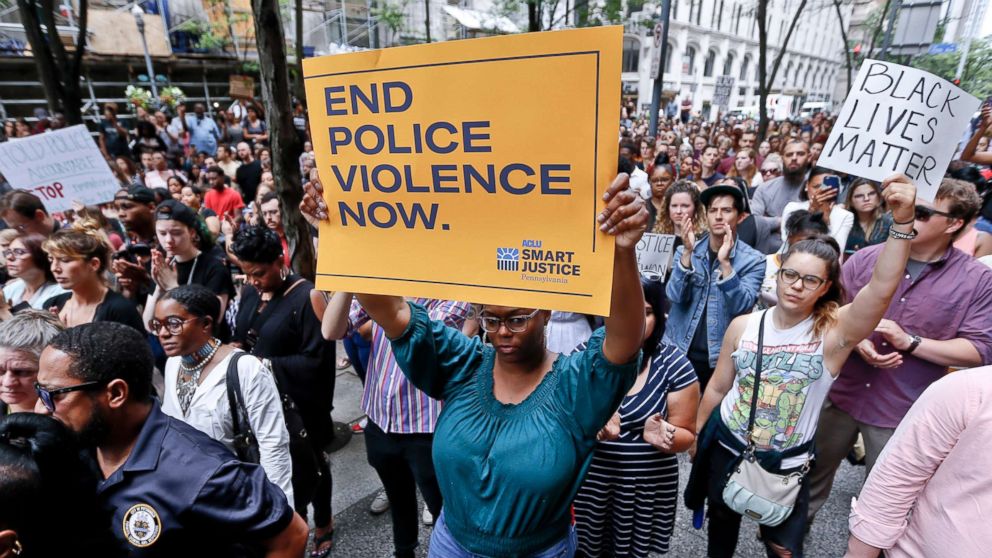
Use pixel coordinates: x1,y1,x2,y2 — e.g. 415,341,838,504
845,366,992,557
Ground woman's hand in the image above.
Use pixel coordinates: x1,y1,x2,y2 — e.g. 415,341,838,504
598,173,648,250
881,174,916,225
596,413,621,441
642,413,678,452
679,213,696,249
809,187,837,215
301,169,329,224
151,249,179,291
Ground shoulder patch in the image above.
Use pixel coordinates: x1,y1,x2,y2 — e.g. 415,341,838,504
122,503,162,548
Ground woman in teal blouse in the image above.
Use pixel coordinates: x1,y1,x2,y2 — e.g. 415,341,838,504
302,173,649,557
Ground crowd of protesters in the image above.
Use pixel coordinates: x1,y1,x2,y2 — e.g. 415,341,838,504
0,90,990,558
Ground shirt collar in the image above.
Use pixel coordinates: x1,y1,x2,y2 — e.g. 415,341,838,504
120,402,168,473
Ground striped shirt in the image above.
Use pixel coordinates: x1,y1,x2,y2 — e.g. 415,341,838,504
351,298,472,434
574,342,697,557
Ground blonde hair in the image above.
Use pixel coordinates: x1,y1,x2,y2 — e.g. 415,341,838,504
0,228,19,247
42,219,113,274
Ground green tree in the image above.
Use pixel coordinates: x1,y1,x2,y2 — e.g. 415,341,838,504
910,39,992,100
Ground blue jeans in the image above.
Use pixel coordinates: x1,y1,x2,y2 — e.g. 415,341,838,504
429,511,577,558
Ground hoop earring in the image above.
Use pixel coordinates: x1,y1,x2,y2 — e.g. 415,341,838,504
280,267,289,281
13,539,22,556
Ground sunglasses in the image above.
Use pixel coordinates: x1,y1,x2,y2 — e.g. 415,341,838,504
761,168,781,174
914,205,955,222
34,381,106,413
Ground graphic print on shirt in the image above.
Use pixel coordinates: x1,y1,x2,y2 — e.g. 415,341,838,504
728,339,823,449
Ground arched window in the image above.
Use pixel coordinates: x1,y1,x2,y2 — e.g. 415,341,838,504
739,55,751,81
722,52,735,77
783,61,793,87
666,42,675,74
794,63,804,87
703,49,717,77
622,36,640,73
684,45,697,75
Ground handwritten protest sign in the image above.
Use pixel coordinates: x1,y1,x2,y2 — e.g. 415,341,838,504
636,233,676,281
303,27,621,314
818,59,980,201
0,125,121,213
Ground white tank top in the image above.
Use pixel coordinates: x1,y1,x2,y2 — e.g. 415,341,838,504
719,308,834,468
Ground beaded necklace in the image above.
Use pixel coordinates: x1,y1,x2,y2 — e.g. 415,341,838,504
176,338,220,416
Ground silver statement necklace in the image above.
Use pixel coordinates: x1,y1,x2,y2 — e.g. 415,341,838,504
176,338,220,416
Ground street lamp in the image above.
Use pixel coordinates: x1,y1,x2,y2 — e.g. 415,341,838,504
131,4,159,98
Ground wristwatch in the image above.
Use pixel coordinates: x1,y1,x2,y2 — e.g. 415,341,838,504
906,334,922,353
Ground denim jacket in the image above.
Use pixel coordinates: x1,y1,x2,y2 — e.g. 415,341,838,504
662,234,766,367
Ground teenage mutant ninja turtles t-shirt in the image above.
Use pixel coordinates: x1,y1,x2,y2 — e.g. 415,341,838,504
719,308,836,469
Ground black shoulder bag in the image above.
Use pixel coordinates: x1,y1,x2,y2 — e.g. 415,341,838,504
225,352,261,463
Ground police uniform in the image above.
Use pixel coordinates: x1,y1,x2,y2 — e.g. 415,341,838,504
98,404,293,557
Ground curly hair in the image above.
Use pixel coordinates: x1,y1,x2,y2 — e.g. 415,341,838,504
160,284,221,325
49,322,154,402
653,179,705,235
231,225,283,265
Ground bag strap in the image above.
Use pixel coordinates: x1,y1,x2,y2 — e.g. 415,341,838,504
224,352,250,442
744,310,768,448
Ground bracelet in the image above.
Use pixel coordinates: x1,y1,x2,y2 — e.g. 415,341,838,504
892,216,915,226
889,227,917,240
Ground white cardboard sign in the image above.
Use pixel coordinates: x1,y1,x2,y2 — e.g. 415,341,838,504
0,125,121,213
636,233,676,281
818,59,980,201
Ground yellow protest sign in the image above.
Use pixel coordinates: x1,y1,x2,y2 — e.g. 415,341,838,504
303,27,621,315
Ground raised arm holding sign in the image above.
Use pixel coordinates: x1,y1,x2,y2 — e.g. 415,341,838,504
817,60,981,201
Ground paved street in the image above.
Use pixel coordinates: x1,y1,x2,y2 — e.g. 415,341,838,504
325,344,863,557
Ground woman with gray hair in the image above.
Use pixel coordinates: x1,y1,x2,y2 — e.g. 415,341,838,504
0,310,64,414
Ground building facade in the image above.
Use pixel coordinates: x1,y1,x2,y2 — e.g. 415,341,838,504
621,0,851,119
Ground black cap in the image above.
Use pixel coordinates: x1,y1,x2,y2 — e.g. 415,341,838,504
699,184,746,210
155,200,199,229
115,186,156,204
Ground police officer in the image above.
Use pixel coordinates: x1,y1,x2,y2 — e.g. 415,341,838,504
34,322,309,557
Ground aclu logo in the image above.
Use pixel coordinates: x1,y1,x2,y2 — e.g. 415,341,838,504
496,247,519,271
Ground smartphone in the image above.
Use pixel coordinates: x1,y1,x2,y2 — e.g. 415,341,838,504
822,175,841,193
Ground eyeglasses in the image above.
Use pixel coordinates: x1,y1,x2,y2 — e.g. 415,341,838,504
2,248,29,259
914,205,955,222
760,168,781,175
478,309,541,333
778,268,826,290
34,381,105,413
148,316,198,336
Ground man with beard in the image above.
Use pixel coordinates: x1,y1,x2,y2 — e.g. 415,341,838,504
750,139,810,253
33,322,308,557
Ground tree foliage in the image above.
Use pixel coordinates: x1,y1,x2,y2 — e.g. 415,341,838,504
909,39,992,100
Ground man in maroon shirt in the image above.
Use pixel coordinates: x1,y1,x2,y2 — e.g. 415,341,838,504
807,178,992,522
